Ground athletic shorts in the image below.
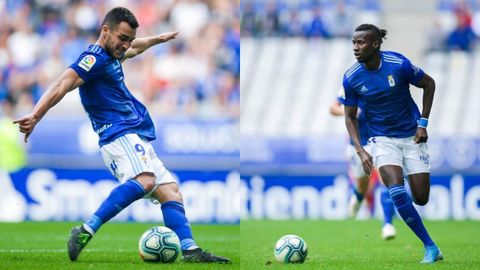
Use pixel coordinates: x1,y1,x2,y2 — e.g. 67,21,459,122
100,133,176,199
368,136,430,175
346,144,372,179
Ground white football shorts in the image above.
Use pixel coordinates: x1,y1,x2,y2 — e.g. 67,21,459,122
368,136,430,175
100,133,176,198
346,144,372,179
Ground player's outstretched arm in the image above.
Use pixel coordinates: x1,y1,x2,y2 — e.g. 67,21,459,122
345,105,373,176
414,73,436,144
121,31,179,62
13,68,84,143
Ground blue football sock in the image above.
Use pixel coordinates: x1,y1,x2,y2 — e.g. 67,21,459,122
161,201,197,251
380,186,394,225
388,185,435,247
84,179,145,233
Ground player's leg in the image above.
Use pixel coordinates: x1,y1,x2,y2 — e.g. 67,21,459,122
147,144,230,263
379,165,433,244
407,173,430,205
151,182,230,263
84,173,154,233
403,139,442,263
68,173,154,261
153,182,197,251
68,134,155,261
380,166,441,263
371,137,441,263
380,165,436,262
404,139,431,205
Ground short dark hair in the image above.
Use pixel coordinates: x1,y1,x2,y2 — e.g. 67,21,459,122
355,24,387,43
102,7,139,30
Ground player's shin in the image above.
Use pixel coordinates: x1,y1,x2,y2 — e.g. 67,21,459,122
161,201,198,251
84,179,146,233
388,184,435,247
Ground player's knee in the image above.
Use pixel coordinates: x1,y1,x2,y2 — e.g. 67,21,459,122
154,183,182,203
413,196,428,206
134,172,156,193
415,199,428,206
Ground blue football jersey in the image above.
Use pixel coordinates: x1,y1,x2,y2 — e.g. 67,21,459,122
342,51,424,138
69,45,155,146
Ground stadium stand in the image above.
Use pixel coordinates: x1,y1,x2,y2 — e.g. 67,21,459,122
0,0,239,119
241,0,480,138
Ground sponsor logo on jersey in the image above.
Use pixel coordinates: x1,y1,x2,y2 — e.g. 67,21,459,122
78,55,96,72
388,75,395,87
95,123,112,134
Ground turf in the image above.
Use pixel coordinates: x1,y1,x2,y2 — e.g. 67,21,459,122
241,219,480,270
0,222,239,270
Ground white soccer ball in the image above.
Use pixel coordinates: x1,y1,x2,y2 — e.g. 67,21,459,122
274,234,308,263
138,226,181,263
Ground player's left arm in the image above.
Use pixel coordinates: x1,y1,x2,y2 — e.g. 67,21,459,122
414,72,436,143
121,31,179,63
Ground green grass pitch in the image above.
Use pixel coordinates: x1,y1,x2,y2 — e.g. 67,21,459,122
241,220,480,270
0,222,239,270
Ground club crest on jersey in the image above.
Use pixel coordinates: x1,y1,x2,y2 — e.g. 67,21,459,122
78,55,96,71
388,75,395,87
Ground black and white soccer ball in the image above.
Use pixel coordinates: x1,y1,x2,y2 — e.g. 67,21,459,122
138,226,181,263
274,234,308,263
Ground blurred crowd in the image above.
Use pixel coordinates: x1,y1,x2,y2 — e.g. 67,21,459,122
240,0,381,38
0,0,239,119
430,0,479,52
240,0,480,53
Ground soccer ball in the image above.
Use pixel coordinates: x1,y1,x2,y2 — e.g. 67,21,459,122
138,226,181,263
274,234,308,263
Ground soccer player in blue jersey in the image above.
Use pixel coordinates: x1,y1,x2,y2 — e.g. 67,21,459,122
342,24,443,264
13,7,230,263
330,97,396,240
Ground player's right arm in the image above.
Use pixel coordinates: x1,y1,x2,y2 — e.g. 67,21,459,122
13,68,84,143
345,105,373,176
342,75,373,176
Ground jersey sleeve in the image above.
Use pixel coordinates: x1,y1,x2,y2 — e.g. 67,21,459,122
336,87,346,105
69,53,105,83
342,74,358,106
401,56,425,86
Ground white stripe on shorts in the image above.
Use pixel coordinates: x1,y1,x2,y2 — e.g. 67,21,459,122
118,136,141,175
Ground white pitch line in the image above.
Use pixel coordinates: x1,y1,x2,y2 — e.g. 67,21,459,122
0,249,133,253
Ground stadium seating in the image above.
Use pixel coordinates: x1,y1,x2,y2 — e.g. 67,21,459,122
241,37,480,138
